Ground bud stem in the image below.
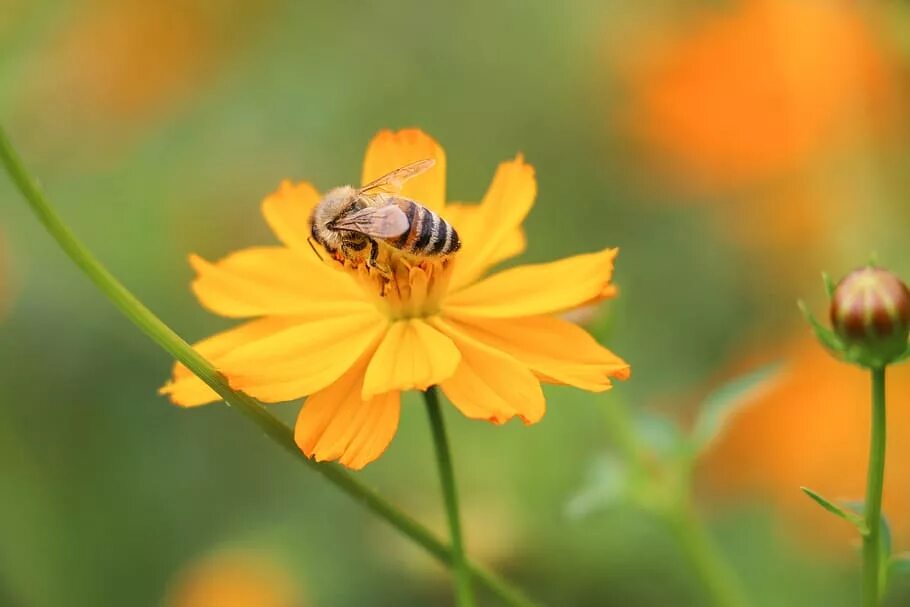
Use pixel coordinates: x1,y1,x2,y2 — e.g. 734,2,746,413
863,366,887,606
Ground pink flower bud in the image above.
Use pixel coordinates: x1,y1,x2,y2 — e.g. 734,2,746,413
830,266,910,364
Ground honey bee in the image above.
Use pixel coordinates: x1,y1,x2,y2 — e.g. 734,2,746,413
308,159,461,271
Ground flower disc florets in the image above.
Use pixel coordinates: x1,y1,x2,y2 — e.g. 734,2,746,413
350,250,454,319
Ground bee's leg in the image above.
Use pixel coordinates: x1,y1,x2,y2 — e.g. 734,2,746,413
339,241,355,263
366,238,391,276
368,238,379,266
338,233,361,263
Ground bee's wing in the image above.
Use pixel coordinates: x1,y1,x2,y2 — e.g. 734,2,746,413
332,204,410,238
358,158,435,194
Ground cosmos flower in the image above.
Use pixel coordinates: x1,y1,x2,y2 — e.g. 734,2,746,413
161,129,629,469
164,550,300,607
611,0,900,189
603,0,903,289
12,0,271,155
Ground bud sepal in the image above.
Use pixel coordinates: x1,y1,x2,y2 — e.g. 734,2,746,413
802,266,910,369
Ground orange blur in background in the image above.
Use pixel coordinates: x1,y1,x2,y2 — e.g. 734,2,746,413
607,0,908,282
700,338,910,553
612,0,902,190
610,0,910,556
164,550,302,607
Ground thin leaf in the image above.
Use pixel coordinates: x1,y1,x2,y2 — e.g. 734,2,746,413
822,272,836,299
803,488,869,535
633,410,683,459
691,363,782,451
798,300,845,354
565,454,630,520
843,501,890,548
894,345,910,364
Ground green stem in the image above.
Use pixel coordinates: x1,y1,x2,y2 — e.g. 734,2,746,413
601,397,750,607
863,366,887,607
0,126,539,607
668,501,749,607
424,387,475,607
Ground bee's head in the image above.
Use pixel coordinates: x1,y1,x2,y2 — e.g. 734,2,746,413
312,186,357,231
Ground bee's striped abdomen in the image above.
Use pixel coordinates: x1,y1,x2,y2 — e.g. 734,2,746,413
389,200,461,257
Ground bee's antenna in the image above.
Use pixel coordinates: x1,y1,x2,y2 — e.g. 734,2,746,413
307,237,325,262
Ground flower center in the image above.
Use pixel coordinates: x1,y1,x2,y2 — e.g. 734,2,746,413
346,247,455,319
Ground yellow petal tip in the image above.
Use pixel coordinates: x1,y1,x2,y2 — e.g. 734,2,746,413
187,253,210,274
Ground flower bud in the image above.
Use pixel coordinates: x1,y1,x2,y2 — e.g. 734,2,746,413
830,266,910,366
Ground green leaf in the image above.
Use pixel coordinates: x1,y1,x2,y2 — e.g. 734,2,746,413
843,501,890,547
844,501,892,591
633,410,683,459
565,454,630,520
691,363,782,451
803,489,869,535
798,300,846,354
822,272,836,298
894,344,910,364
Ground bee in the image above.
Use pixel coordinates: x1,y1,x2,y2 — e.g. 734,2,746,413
308,159,461,272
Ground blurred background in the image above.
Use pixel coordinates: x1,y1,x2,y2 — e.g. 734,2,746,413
3,0,910,605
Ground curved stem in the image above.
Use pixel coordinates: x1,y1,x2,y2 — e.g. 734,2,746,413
0,126,539,607
602,397,750,607
668,501,749,607
424,387,475,607
863,366,887,607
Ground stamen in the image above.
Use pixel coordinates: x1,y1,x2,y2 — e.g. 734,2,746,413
333,245,456,319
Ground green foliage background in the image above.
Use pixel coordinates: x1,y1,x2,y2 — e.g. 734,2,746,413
2,1,910,605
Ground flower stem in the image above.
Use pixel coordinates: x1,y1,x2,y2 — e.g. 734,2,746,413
424,387,475,607
668,501,749,607
0,126,539,607
602,398,750,607
863,366,887,607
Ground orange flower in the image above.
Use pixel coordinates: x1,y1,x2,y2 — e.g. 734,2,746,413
613,0,899,189
164,550,300,607
10,0,273,155
161,129,629,469
699,337,910,551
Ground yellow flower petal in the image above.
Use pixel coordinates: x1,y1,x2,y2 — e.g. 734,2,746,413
361,129,446,211
159,316,307,407
189,246,369,318
431,317,545,424
361,319,461,399
444,248,618,318
339,391,400,469
261,180,321,251
221,313,388,403
443,202,526,269
295,353,401,470
449,156,536,289
446,315,630,392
